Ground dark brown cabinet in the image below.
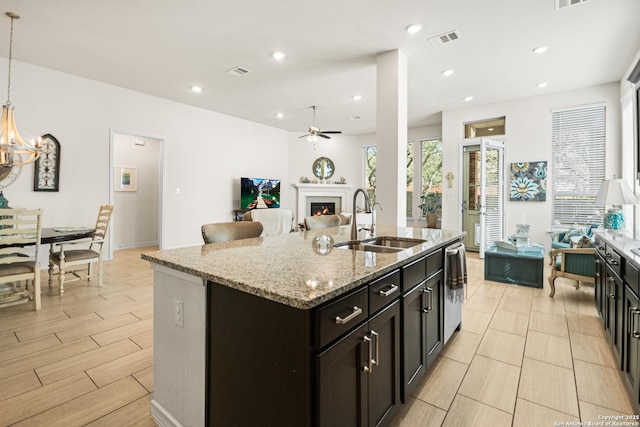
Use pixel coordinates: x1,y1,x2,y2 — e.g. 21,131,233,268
595,237,606,321
317,301,401,427
605,254,623,367
401,251,445,400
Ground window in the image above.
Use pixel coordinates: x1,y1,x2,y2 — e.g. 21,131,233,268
551,104,606,225
364,146,377,204
363,139,442,218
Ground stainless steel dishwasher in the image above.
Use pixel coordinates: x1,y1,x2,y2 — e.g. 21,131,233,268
444,241,466,344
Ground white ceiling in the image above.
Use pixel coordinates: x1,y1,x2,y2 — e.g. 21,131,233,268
1,0,639,136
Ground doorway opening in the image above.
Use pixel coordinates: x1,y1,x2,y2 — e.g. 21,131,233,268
460,139,505,258
110,131,164,256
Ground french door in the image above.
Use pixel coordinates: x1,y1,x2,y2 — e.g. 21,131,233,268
460,139,505,258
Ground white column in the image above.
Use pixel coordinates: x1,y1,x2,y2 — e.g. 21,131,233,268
376,50,408,227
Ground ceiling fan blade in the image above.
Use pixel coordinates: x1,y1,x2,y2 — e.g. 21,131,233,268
318,134,331,139
299,134,311,138
320,131,342,134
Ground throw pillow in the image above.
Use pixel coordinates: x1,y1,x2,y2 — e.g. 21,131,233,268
576,235,593,248
562,226,585,243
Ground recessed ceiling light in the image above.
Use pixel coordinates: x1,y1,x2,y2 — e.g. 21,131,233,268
406,24,422,34
272,51,286,60
533,46,549,54
463,96,473,102
190,86,202,93
275,113,284,119
442,69,455,77
536,82,548,88
352,95,362,101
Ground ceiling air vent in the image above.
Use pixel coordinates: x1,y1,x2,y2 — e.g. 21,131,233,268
429,30,461,46
556,0,588,10
226,66,251,77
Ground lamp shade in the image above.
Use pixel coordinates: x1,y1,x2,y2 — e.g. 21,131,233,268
594,178,638,206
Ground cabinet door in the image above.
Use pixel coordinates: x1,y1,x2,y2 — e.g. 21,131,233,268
368,301,401,427
606,266,623,367
595,255,605,320
402,281,427,400
317,323,369,427
425,271,444,367
623,285,640,404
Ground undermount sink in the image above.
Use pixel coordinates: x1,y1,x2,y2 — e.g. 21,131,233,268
361,237,427,248
335,242,405,253
336,237,426,253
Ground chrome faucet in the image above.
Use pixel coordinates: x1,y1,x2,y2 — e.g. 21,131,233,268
351,188,371,240
370,202,383,235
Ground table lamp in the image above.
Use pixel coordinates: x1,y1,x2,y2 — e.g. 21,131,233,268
594,177,638,230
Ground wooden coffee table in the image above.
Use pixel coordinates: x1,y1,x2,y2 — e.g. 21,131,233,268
484,244,545,288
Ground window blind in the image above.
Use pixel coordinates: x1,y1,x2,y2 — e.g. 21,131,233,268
551,104,606,225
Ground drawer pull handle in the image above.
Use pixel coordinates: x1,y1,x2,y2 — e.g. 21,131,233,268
611,260,620,266
632,308,640,339
427,287,433,311
605,253,612,258
422,288,430,313
379,284,399,297
335,306,363,325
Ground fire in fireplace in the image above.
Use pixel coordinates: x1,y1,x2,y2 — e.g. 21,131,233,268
310,202,336,216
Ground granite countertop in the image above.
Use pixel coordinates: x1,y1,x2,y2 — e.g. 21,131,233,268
142,225,465,309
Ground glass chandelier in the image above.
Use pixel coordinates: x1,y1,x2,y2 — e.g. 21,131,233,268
0,12,40,167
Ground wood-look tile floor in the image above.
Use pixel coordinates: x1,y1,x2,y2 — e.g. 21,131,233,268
0,248,637,426
0,247,157,427
392,253,640,427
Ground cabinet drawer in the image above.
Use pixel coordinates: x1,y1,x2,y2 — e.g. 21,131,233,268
426,250,443,278
369,269,401,314
605,246,622,278
402,256,426,292
316,287,368,349
626,262,640,297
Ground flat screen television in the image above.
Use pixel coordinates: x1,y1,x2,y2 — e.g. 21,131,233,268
240,177,281,209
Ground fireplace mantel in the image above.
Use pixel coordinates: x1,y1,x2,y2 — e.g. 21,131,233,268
294,183,353,222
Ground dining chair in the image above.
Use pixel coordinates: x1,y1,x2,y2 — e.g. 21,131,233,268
201,221,263,244
48,205,113,295
303,215,341,230
0,208,43,310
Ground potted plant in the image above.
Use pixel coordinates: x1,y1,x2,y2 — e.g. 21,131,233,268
418,192,441,228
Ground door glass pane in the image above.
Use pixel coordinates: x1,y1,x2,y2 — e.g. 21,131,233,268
406,142,413,217
484,147,503,249
365,146,377,204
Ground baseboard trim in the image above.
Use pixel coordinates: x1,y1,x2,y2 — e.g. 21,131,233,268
151,399,183,427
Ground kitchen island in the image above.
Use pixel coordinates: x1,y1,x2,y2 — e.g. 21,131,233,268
142,225,465,427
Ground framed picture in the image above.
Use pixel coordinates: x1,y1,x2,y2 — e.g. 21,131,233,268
509,160,547,201
114,166,137,191
33,133,61,192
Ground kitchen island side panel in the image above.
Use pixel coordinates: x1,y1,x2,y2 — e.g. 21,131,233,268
208,281,312,427
151,265,207,427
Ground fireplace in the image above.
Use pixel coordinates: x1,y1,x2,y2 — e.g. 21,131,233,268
294,184,352,222
310,202,336,216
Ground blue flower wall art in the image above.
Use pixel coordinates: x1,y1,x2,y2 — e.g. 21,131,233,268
509,161,547,201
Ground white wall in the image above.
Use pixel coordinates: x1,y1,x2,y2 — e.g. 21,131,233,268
113,133,160,249
0,59,288,250
441,83,622,250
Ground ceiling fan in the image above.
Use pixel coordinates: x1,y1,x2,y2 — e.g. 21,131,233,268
299,106,342,141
